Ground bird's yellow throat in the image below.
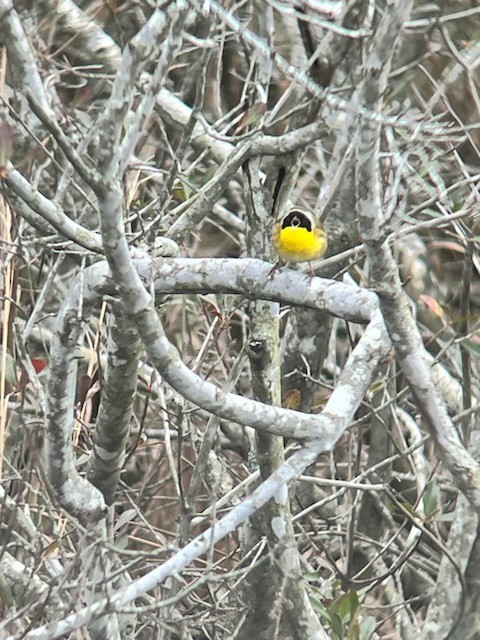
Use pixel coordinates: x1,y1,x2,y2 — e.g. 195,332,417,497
277,226,324,262
272,208,328,264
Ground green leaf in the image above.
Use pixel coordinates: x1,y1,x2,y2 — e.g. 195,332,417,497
309,595,332,622
2,351,17,387
460,338,480,357
304,570,323,583
114,508,137,532
331,591,360,622
348,621,360,640
436,512,455,523
114,533,128,550
423,479,440,519
331,613,344,639
172,178,193,202
359,616,376,640
369,380,384,393
395,500,421,520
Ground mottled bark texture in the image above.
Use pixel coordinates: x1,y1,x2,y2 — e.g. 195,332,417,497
87,310,141,505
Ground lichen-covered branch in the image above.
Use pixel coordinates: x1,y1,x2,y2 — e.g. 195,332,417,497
45,262,110,525
3,164,102,252
0,0,56,120
86,309,141,506
355,0,480,510
47,257,385,446
8,312,385,640
94,4,180,176
241,150,325,638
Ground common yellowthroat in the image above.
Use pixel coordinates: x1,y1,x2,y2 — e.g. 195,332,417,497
272,207,327,264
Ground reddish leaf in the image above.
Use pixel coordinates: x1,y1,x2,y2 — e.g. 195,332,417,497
282,389,302,410
31,358,47,374
420,294,447,321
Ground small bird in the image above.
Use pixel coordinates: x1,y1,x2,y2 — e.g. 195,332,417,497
272,207,328,269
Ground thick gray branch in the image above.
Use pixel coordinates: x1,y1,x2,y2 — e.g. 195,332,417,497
86,310,141,505
0,0,56,120
10,313,385,640
3,164,102,252
45,263,110,525
355,0,480,509
47,258,385,447
94,6,176,175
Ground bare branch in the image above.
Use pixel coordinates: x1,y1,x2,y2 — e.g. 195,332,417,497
194,0,448,133
46,257,386,444
45,262,109,525
0,0,57,120
86,309,141,506
94,6,178,176
3,164,102,252
355,1,480,509
8,315,384,640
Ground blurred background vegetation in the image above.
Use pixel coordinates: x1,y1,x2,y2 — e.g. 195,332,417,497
1,1,480,638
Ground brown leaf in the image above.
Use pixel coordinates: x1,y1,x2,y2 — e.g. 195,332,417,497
282,389,302,410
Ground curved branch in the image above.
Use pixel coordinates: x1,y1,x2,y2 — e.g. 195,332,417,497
355,0,480,509
47,257,386,446
3,165,103,253
0,0,56,120
149,257,377,322
13,312,384,640
45,262,110,525
86,309,141,505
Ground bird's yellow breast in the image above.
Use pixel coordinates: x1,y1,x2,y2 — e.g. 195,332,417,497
273,225,327,263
